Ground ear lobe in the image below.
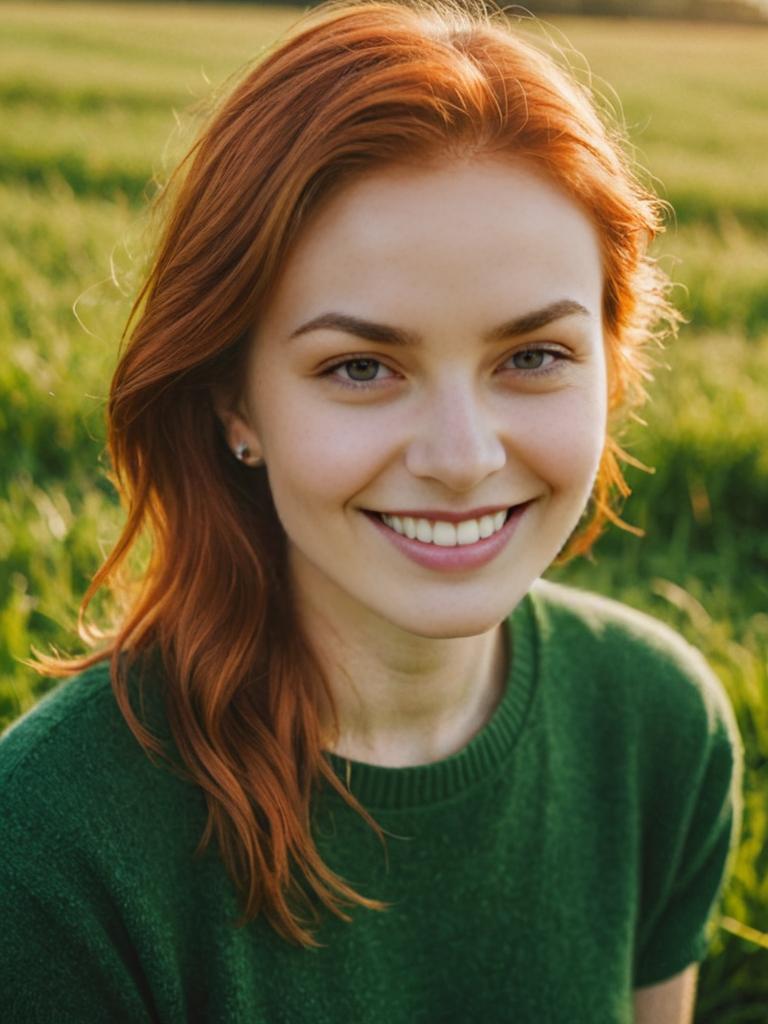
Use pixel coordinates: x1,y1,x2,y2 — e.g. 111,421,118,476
211,389,264,464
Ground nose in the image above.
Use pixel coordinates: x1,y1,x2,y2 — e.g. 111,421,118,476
404,380,506,493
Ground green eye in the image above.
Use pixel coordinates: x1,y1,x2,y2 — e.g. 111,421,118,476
321,356,396,389
344,359,381,381
512,349,547,370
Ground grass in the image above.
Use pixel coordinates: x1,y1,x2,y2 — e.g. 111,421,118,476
1,4,767,1018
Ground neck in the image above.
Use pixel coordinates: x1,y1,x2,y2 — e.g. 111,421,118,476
301,599,510,769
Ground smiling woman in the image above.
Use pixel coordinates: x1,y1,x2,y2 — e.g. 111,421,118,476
0,2,742,1023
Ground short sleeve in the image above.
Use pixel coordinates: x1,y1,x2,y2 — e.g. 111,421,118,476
633,665,744,987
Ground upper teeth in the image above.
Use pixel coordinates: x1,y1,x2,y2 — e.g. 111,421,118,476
379,510,508,546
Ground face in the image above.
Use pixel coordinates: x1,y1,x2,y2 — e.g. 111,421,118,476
221,157,607,640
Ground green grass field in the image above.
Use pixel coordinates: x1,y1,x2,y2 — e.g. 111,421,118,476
1,3,767,1017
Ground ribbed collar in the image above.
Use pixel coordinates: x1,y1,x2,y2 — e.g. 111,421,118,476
322,592,538,810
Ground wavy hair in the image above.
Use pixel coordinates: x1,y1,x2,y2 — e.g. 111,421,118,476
39,0,678,946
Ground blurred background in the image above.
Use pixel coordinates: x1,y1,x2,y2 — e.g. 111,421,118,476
0,1,766,1018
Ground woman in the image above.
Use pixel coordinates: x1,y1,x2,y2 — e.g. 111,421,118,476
0,2,742,1022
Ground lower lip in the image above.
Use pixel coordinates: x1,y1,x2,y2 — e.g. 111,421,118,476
363,503,533,573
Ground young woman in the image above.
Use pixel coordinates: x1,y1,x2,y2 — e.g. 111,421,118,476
0,2,742,1022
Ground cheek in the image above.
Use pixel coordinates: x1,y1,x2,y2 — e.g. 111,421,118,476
258,390,394,516
515,386,607,490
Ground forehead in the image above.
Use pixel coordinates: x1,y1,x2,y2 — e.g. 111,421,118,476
262,157,603,332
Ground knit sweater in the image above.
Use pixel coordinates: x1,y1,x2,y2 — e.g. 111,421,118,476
0,580,742,1024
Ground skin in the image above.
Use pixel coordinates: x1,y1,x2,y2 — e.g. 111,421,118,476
634,964,699,1024
218,155,700,1022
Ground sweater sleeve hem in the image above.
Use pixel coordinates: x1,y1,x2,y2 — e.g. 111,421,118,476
633,932,709,989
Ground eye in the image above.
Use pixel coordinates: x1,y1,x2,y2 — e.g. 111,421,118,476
504,346,567,374
322,357,396,388
512,349,548,370
343,359,384,382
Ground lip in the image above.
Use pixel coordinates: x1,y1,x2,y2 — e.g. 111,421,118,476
363,501,534,573
368,504,512,524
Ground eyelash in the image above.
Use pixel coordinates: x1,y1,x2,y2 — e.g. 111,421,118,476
320,346,570,390
320,358,395,390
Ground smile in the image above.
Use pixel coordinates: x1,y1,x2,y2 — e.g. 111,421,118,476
376,509,510,547
363,502,533,573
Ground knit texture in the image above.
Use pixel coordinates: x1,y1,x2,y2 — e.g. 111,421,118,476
0,580,742,1023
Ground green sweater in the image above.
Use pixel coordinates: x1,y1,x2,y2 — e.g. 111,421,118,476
0,581,742,1023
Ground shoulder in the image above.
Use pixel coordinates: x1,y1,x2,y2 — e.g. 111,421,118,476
525,579,742,780
528,578,735,721
0,659,194,850
1,659,167,784
529,576,710,672
2,662,123,777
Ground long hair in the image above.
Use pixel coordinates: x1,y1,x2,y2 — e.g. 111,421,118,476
38,0,678,947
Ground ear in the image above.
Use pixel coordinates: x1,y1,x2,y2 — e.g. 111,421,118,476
211,387,264,467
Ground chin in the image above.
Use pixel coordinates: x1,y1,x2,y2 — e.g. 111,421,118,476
384,604,517,641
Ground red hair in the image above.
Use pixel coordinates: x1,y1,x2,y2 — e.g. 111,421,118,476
39,0,677,946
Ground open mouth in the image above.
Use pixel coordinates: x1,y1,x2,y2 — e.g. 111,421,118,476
364,507,516,547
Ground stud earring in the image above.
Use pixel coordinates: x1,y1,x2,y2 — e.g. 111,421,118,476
234,442,263,467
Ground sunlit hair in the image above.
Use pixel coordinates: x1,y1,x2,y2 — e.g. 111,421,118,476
39,0,678,947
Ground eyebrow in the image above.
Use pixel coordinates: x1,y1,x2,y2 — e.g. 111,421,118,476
287,298,593,346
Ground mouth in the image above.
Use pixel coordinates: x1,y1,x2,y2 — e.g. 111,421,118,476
363,505,522,548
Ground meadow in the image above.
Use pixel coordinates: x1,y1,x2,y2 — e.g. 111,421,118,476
1,3,766,1018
